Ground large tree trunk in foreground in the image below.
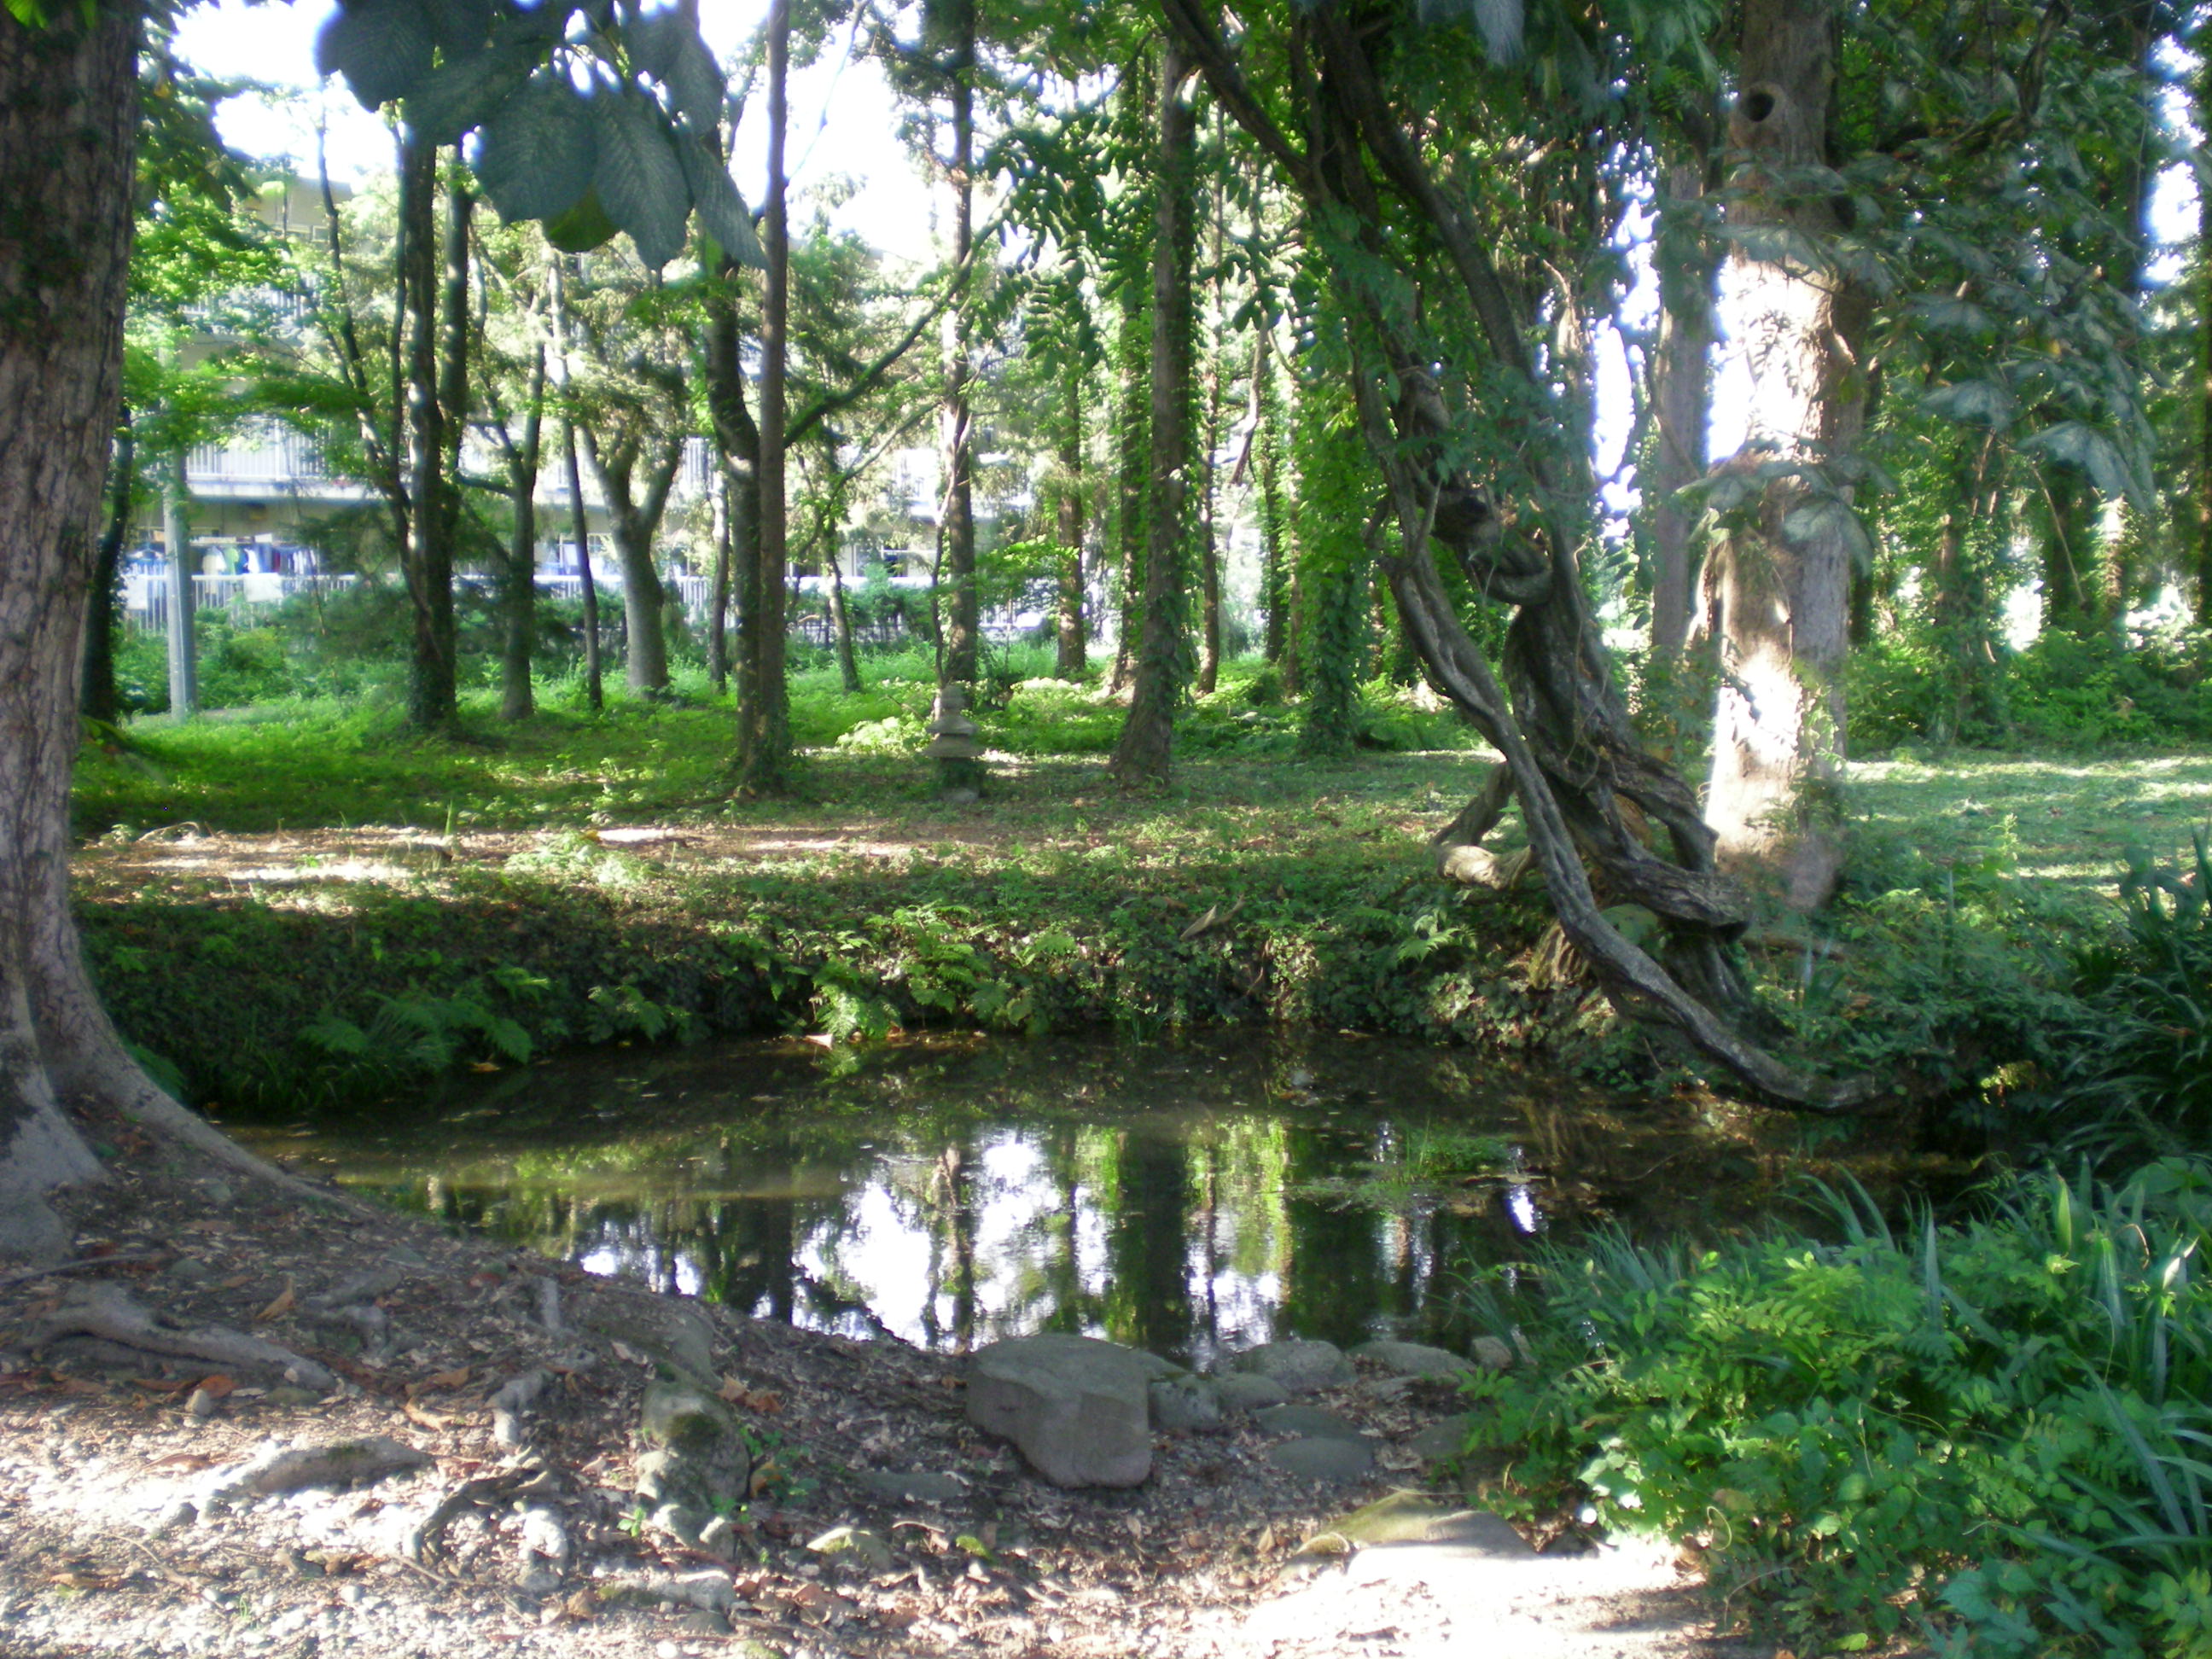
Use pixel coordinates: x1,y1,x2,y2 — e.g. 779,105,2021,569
934,0,979,690
1702,0,1867,912
399,135,457,731
1109,43,1199,786
498,351,544,723
736,0,792,795
580,426,683,696
0,2,298,1259
1645,154,1715,671
1054,371,1087,678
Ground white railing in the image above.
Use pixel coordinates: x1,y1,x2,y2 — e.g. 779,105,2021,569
124,573,359,636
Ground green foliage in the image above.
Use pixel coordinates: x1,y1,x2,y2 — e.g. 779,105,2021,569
1469,1165,2212,1655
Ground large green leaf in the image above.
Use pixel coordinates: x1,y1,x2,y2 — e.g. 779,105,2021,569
544,189,620,254
626,9,722,130
677,138,764,270
420,0,492,58
1922,378,2017,428
315,0,435,112
474,73,597,225
2022,422,2143,509
405,42,534,147
1780,494,1875,573
592,90,690,270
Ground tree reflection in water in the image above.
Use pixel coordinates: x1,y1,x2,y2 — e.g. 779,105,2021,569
261,1033,1788,1355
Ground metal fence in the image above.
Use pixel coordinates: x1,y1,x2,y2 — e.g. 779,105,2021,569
123,573,359,637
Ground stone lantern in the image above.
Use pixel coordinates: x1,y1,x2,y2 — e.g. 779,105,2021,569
925,682,985,800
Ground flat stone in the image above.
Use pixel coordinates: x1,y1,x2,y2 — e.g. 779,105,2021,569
1406,1415,1474,1464
853,1470,969,1506
967,1335,1157,1488
1353,1340,1476,1380
1230,1339,1353,1394
1212,1373,1291,1413
1254,1403,1365,1442
636,1380,751,1517
1149,1376,1225,1435
1305,1492,1530,1554
1266,1436,1374,1481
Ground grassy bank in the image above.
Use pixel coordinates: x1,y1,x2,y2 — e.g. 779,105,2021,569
67,664,2212,1132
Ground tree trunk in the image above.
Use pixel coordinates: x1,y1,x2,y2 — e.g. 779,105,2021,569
1251,332,1289,667
579,428,681,697
498,350,544,722
0,0,290,1258
1702,0,1866,912
1109,154,1151,696
826,541,862,693
1195,124,1226,696
1109,43,1199,786
709,464,732,693
702,264,764,739
1646,155,1715,667
561,420,602,711
935,0,979,689
1054,370,1087,678
736,0,792,795
162,451,195,717
82,409,133,724
399,135,457,731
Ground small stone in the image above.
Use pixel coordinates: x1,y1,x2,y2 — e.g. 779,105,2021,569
1470,1336,1516,1371
656,1642,679,1659
679,1610,734,1636
1353,1339,1477,1380
165,1258,214,1286
1254,1403,1364,1442
806,1525,894,1571
186,1388,220,1419
1229,1339,1354,1394
1266,1437,1374,1481
200,1180,235,1208
518,1569,562,1598
1211,1373,1291,1414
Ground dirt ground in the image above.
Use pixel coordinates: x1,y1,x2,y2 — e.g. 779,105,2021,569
0,1097,1784,1659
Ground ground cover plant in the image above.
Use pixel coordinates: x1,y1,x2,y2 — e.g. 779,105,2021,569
1464,1161,2212,1656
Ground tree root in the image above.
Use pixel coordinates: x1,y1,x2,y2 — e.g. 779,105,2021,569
27,1282,336,1391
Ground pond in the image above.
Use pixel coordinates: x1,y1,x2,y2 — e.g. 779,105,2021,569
234,1032,1807,1368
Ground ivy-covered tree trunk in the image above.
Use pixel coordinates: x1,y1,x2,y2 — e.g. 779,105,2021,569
0,0,282,1258
1108,267,1148,694
1294,368,1370,757
399,136,457,731
1054,370,1087,678
81,409,133,724
1109,44,1199,786
736,0,792,795
1702,0,1867,912
933,0,979,689
2201,38,2212,630
497,349,544,723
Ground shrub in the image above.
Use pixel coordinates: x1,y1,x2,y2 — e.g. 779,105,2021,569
1465,1165,2212,1656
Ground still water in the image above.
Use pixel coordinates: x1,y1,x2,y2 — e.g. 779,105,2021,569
236,1033,1785,1366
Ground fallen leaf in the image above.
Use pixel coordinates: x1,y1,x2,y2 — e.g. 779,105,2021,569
148,1452,217,1472
718,1376,780,1412
405,1367,470,1400
215,1273,252,1292
55,1377,106,1398
254,1281,297,1323
196,1374,236,1398
48,1569,121,1591
468,1062,501,1074
559,1588,597,1621
402,1400,454,1431
130,1377,197,1396
748,1459,782,1497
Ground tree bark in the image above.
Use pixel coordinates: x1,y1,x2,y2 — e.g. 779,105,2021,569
561,418,602,711
579,424,683,696
827,550,862,694
1108,266,1149,694
1109,43,1199,786
82,409,132,724
1702,0,1867,913
708,463,732,693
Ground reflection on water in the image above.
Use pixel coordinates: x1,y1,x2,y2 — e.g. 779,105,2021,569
236,1033,1770,1364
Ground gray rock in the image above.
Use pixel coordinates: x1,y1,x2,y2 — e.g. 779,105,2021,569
1353,1339,1476,1380
1149,1375,1225,1435
1266,1436,1374,1481
1254,1403,1365,1442
649,1503,705,1546
1230,1339,1353,1394
679,1610,736,1637
1470,1336,1516,1371
635,1379,752,1519
1212,1372,1291,1413
967,1334,1157,1488
1406,1415,1474,1464
853,1470,969,1506
573,1289,720,1384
